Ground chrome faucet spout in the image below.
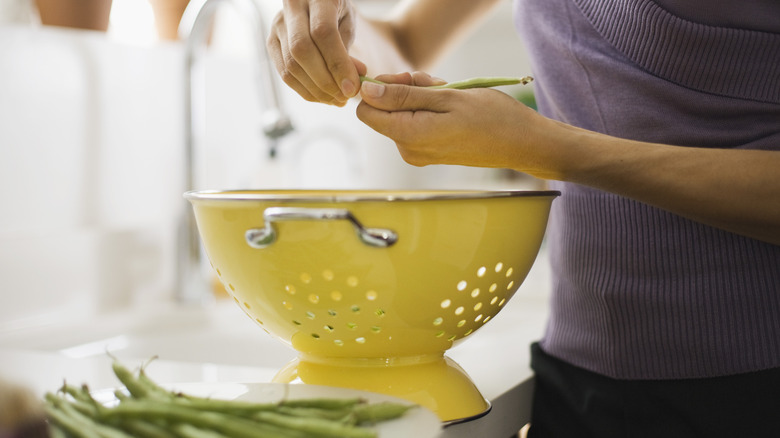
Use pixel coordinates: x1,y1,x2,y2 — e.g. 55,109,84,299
176,0,293,304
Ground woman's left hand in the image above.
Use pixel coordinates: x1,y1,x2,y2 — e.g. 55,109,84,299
356,71,780,245
356,71,547,172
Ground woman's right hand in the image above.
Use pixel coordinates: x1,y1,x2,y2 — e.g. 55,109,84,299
267,0,366,106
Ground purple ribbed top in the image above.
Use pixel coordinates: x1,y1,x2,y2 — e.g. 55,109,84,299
514,0,780,379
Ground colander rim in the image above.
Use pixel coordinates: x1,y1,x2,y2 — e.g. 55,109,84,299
184,189,560,203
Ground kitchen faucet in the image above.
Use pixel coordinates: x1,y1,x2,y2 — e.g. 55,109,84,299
177,0,293,304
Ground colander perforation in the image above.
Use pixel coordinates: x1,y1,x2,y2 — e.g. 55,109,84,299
270,267,393,347
429,261,517,342
219,259,518,346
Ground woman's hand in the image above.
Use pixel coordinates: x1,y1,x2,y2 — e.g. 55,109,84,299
356,71,552,172
267,0,366,106
356,72,780,244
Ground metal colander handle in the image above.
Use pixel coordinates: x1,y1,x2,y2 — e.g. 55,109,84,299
245,207,398,249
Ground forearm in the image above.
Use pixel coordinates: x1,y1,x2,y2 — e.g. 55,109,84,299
537,118,780,245
354,75,780,245
351,0,502,73
349,15,412,77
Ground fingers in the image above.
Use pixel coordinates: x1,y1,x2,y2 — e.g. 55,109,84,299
309,1,361,96
356,77,457,160
284,0,346,102
351,56,368,77
359,79,453,113
356,101,440,165
267,21,322,103
373,71,447,87
274,28,343,104
266,0,361,106
286,0,344,99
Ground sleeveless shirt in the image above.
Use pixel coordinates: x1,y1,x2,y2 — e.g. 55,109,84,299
514,0,780,379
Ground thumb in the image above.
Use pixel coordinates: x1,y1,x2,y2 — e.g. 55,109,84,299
359,81,451,113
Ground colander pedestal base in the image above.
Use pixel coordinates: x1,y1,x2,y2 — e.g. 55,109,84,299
271,354,490,423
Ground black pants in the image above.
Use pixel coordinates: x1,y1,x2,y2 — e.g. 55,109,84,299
528,343,780,438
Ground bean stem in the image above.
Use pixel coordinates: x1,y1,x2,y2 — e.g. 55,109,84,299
111,361,152,399
137,370,176,400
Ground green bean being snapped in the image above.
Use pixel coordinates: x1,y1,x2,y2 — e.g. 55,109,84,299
359,75,533,90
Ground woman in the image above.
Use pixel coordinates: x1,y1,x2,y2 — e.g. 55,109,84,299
267,0,780,436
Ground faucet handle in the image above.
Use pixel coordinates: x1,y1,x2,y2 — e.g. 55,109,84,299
261,109,294,158
262,109,294,140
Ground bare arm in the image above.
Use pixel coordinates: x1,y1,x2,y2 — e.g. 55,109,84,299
375,0,502,71
355,73,780,245
266,0,501,105
554,122,780,244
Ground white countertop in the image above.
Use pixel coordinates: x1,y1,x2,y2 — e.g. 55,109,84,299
0,249,551,437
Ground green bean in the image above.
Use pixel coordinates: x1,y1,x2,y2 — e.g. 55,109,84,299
358,75,385,85
111,361,152,399
138,369,176,400
61,384,97,408
48,423,70,438
119,420,176,438
102,400,279,438
253,411,376,438
172,422,311,438
51,387,103,422
44,358,418,438
428,76,533,89
351,401,415,425
171,423,229,438
359,75,533,90
279,397,364,410
113,389,130,402
45,393,133,438
45,402,102,438
275,406,353,422
111,360,173,402
169,395,282,415
65,397,100,418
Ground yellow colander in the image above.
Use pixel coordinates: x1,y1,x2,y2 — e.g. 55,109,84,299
185,189,558,422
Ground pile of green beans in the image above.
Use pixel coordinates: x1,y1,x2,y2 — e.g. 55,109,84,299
44,360,416,438
359,75,533,90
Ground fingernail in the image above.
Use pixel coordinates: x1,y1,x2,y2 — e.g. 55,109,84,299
361,81,385,98
341,79,356,97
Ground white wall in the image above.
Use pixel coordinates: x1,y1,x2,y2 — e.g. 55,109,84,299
0,26,184,329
